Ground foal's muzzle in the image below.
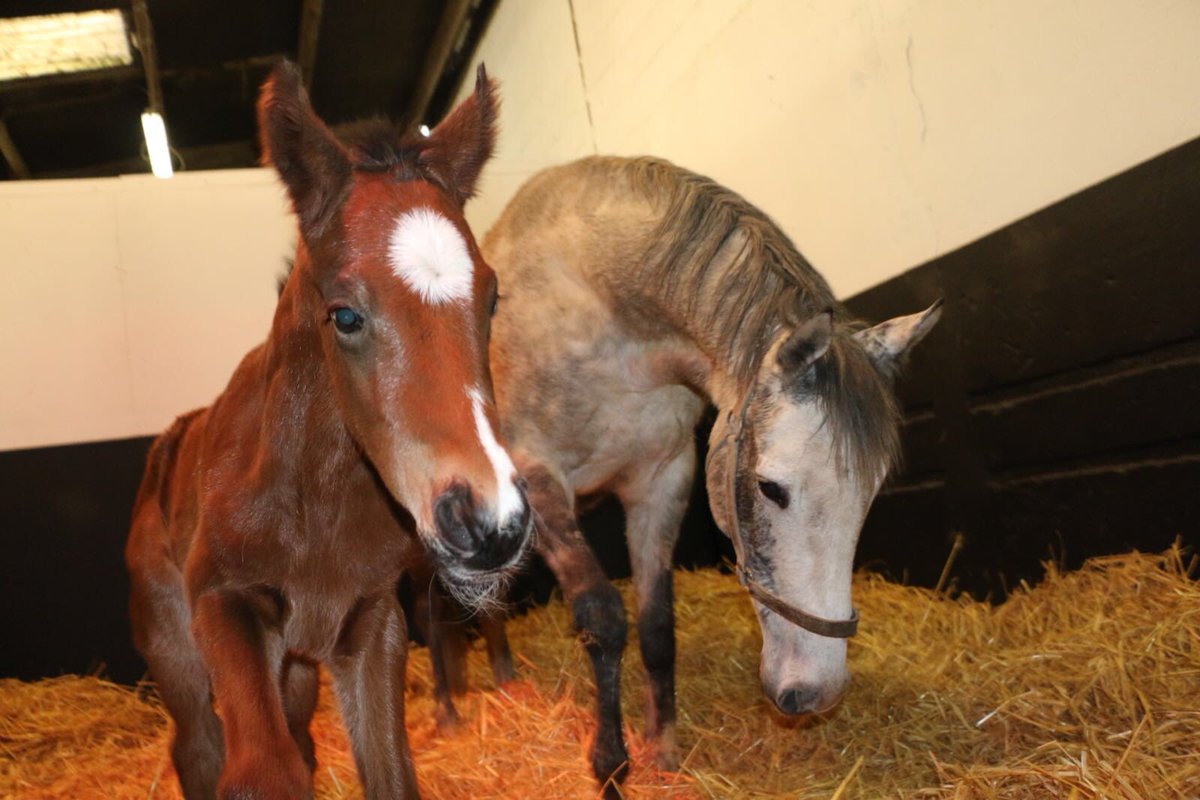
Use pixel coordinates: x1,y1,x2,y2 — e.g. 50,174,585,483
433,483,531,572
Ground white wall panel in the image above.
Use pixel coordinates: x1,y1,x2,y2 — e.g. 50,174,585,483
0,170,292,450
460,0,1200,298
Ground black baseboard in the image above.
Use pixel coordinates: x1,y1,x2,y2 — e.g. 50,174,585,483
0,436,152,683
846,136,1200,596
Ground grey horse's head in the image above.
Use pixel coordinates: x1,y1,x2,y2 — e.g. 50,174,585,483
707,301,941,716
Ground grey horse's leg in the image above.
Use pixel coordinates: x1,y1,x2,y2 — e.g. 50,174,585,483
524,464,629,796
616,447,695,771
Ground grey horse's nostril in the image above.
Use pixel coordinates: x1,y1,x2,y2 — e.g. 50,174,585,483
775,686,821,716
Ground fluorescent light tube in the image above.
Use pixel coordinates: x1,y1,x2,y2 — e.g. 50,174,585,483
141,111,173,179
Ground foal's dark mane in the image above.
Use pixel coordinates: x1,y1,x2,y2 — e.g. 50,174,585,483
339,118,430,174
600,156,901,483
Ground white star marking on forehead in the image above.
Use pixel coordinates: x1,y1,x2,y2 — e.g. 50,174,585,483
388,207,475,304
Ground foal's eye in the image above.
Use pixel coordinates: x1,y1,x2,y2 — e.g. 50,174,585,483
757,479,790,509
489,292,500,317
330,307,364,334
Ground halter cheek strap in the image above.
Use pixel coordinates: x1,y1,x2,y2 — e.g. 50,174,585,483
718,398,860,640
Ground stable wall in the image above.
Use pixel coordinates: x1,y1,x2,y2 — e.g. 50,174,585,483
4,2,1200,682
0,169,292,451
459,0,1200,298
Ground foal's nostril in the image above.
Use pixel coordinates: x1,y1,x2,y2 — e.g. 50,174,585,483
461,523,523,570
433,484,480,554
433,483,527,571
775,686,821,716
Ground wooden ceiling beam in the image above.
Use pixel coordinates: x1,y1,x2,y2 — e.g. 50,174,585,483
0,119,32,180
297,0,324,91
403,0,470,130
130,0,163,113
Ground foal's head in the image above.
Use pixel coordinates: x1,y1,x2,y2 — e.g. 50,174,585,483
708,302,941,716
259,62,530,605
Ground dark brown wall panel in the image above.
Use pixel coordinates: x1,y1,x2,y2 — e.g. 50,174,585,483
848,137,1200,598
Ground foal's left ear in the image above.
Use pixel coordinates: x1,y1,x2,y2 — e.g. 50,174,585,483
419,63,499,206
854,299,943,367
776,310,833,375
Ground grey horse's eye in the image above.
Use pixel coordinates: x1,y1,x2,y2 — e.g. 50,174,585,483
758,479,789,509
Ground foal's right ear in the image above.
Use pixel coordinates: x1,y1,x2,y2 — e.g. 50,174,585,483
258,61,352,236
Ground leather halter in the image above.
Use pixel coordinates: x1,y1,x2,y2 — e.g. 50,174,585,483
716,391,860,640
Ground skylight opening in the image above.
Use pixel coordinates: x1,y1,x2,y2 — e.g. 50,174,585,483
0,9,132,82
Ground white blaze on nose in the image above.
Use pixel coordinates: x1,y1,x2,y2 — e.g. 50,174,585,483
469,389,524,522
388,207,475,304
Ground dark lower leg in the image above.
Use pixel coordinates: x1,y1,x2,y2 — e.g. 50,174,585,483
569,581,630,793
524,464,631,793
427,590,466,729
637,570,678,769
480,612,516,686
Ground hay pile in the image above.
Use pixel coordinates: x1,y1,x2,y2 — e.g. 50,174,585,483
2,547,1197,799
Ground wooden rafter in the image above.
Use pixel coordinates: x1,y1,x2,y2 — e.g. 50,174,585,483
403,0,471,129
0,119,32,180
130,0,163,113
297,0,324,91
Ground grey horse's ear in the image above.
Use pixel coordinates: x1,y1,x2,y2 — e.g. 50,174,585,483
854,299,943,366
776,310,833,374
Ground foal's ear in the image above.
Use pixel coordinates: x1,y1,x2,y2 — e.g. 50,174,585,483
419,63,499,206
258,61,352,236
776,310,833,375
854,299,943,367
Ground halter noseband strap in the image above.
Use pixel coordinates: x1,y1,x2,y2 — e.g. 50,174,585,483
737,565,859,638
720,392,860,641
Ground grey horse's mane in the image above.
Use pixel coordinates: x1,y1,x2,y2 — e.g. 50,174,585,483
601,156,902,484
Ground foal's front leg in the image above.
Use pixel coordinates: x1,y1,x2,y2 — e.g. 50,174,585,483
329,592,419,798
191,589,312,800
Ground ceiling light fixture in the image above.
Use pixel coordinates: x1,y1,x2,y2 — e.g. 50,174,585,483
140,111,173,179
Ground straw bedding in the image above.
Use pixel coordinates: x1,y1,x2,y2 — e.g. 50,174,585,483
2,547,1197,799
